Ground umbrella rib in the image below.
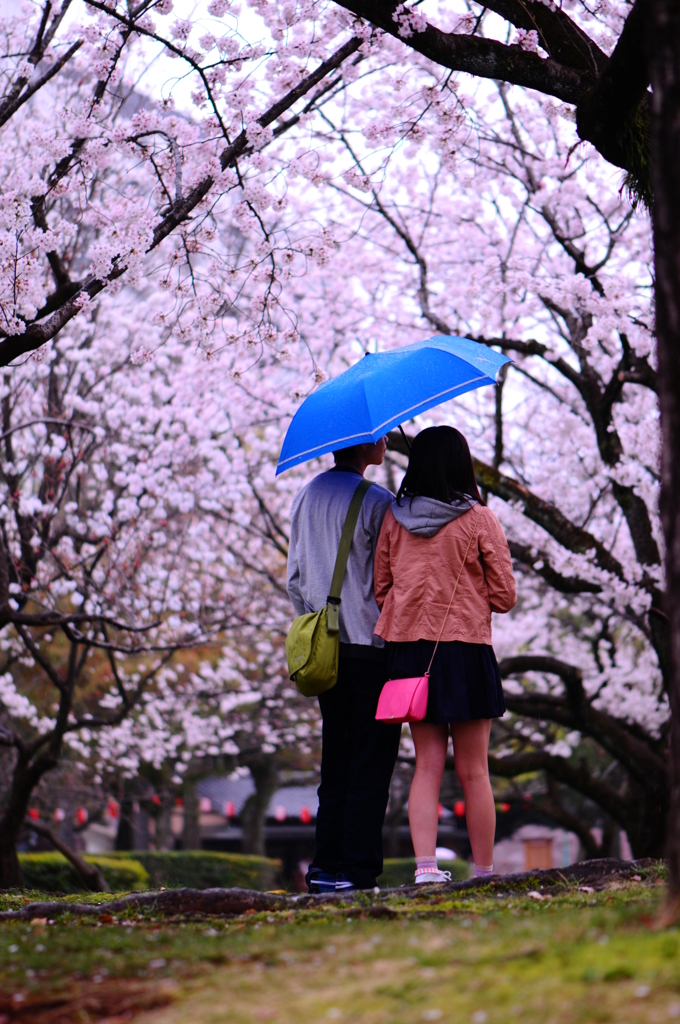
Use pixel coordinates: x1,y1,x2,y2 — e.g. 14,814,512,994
278,374,490,469
279,426,373,468
370,375,489,433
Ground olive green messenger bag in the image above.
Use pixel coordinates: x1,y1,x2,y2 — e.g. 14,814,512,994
285,478,371,697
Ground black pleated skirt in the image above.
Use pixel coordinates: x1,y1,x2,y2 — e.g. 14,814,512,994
385,639,505,724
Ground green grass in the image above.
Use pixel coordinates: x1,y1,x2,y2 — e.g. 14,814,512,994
0,888,128,911
0,871,677,1023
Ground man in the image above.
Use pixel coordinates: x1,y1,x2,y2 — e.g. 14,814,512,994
287,438,401,893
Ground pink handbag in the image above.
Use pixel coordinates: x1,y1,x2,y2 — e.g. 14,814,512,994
375,674,429,724
375,531,475,725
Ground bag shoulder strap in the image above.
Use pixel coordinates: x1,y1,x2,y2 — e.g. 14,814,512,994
326,478,371,631
425,527,477,676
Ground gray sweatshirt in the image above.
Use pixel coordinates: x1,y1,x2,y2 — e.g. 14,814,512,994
391,494,478,537
287,469,393,647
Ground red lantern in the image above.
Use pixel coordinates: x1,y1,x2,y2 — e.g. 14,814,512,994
75,807,88,825
152,794,161,807
453,800,465,817
437,803,444,820
175,797,184,808
107,799,119,819
28,807,39,821
299,806,312,824
498,802,511,813
223,801,236,819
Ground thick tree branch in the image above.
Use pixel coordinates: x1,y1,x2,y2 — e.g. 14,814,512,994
474,459,627,582
25,818,110,892
499,655,667,783
508,540,602,594
387,429,628,584
334,0,587,103
488,748,626,823
482,0,608,74
334,0,652,199
471,334,662,574
576,0,651,203
0,41,82,129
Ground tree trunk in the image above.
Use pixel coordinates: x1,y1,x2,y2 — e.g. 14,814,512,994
154,786,174,851
624,777,669,859
0,759,46,889
0,846,23,889
182,784,201,851
647,0,680,912
241,759,279,857
115,777,151,851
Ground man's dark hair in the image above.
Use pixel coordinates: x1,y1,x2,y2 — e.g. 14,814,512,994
333,444,363,463
397,426,484,505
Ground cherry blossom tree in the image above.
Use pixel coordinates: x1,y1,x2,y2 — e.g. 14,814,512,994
324,0,678,894
0,0,368,882
2,0,679,890
242,54,666,858
0,0,376,368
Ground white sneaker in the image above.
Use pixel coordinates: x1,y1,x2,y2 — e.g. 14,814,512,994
414,868,452,884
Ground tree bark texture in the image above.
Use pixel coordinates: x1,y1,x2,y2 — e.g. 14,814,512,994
647,0,680,902
0,847,22,890
0,757,56,890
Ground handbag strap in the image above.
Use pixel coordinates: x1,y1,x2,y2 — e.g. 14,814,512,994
425,528,477,676
326,478,371,632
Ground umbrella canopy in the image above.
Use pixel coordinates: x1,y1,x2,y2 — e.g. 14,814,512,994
276,335,511,475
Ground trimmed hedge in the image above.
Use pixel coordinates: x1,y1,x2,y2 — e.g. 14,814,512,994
19,853,149,894
378,858,470,888
104,850,283,892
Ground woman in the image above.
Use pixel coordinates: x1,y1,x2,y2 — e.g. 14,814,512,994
374,426,516,882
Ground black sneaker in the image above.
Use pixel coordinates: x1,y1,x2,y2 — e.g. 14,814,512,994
307,870,337,894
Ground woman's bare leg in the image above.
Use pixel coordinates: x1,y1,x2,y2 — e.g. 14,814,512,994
408,723,449,857
450,720,495,867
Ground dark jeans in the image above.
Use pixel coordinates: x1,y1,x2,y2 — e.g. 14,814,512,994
310,651,401,889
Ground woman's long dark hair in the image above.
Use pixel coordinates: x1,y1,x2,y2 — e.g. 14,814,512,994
397,426,484,505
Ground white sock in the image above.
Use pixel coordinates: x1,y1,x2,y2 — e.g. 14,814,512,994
474,864,494,877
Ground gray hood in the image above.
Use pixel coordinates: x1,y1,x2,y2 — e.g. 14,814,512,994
392,495,477,537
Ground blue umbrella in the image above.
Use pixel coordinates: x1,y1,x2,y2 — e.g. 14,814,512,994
276,335,511,475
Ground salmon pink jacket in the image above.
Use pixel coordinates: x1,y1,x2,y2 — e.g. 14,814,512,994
373,503,516,645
